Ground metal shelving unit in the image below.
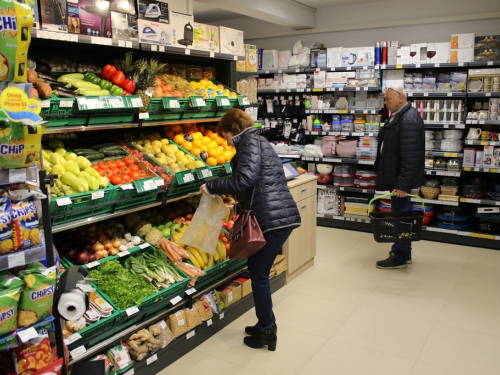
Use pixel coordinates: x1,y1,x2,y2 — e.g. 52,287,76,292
424,123,466,129
306,109,379,115
425,169,461,177
317,185,376,195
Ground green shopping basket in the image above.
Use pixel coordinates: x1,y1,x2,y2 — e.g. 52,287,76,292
367,193,425,243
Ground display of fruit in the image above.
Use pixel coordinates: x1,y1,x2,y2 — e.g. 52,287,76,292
54,219,144,265
132,58,168,112
42,140,108,198
91,152,149,186
189,79,238,99
151,74,238,100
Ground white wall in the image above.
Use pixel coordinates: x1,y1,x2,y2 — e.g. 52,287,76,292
210,0,500,49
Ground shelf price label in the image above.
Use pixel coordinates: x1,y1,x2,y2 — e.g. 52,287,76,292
147,354,158,365
219,312,225,320
207,319,213,327
40,100,50,108
64,333,82,346
170,295,182,305
108,97,124,108
56,197,72,207
130,98,143,108
86,261,100,269
167,99,180,109
59,100,73,108
17,327,38,343
70,346,87,360
183,173,195,184
91,191,104,200
126,306,139,316
139,242,150,249
9,169,27,184
186,331,195,340
118,250,130,258
139,112,149,120
185,287,197,295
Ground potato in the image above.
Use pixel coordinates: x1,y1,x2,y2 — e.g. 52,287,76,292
31,87,39,99
27,69,37,83
34,81,52,99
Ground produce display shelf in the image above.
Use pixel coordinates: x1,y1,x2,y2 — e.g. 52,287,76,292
140,43,245,61
258,68,305,74
305,131,379,137
51,191,201,233
301,156,375,165
425,169,461,177
306,109,379,115
0,245,46,272
425,151,463,158
423,123,466,129
68,265,255,364
464,140,500,146
465,120,500,126
317,213,371,223
304,65,377,72
463,166,500,173
467,92,500,98
382,62,466,69
459,197,500,206
407,92,466,98
317,185,375,195
257,87,380,94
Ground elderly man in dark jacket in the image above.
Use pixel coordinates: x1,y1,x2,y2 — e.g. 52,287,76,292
374,85,425,269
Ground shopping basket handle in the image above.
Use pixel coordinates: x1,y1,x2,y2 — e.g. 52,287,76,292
367,192,425,216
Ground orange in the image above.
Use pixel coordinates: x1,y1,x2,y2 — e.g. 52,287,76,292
223,150,233,162
197,125,205,133
199,145,208,152
203,130,212,136
191,147,201,156
216,146,224,154
192,132,203,140
214,136,223,145
201,136,211,145
192,139,203,148
174,134,185,144
221,139,228,148
208,133,217,140
206,157,217,166
182,122,192,129
183,142,193,151
207,147,219,158
209,140,218,149
165,130,175,139
171,124,182,132
216,155,225,165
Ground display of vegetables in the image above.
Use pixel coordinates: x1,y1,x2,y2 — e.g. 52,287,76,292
91,151,149,186
35,57,101,74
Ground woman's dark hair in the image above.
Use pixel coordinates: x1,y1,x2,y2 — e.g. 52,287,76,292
216,109,254,138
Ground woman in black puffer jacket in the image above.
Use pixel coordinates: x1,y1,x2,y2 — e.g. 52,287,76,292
201,109,301,351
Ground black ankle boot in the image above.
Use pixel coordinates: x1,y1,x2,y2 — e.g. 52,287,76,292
243,328,277,351
245,324,278,336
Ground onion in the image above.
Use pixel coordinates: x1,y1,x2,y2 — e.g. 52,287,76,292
97,233,106,243
84,244,92,252
76,252,90,265
111,239,122,249
66,250,77,262
88,254,96,262
93,243,104,253
109,248,119,256
95,250,104,260
102,250,109,258
103,241,112,250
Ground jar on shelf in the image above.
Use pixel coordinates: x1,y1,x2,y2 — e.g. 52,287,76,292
203,67,217,80
170,64,186,78
186,66,203,80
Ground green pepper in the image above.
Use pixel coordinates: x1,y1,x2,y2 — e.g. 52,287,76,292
99,79,112,91
90,76,101,85
84,72,97,82
109,85,123,96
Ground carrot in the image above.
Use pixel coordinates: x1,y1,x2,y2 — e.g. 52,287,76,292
161,239,179,263
165,242,183,263
167,239,190,260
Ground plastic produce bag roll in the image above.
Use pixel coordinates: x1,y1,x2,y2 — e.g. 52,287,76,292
181,194,227,254
58,288,86,321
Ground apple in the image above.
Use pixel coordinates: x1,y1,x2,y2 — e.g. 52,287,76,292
174,217,185,224
161,228,171,237
170,223,180,232
185,214,193,221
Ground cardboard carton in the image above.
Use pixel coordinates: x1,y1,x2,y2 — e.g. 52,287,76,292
169,11,194,49
78,0,112,38
138,19,170,45
233,277,252,297
327,47,342,68
218,282,241,307
450,48,474,63
451,33,475,49
137,0,168,22
246,45,258,72
219,26,245,56
111,11,138,41
192,22,219,53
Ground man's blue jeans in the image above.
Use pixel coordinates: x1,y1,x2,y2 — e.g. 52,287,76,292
247,226,294,331
390,196,412,263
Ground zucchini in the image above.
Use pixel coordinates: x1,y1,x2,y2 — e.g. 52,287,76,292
90,143,118,150
98,145,124,153
73,148,98,153
103,156,124,162
85,152,105,161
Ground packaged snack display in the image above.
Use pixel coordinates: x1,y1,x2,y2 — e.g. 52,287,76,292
12,200,41,250
0,271,24,335
17,263,56,327
31,358,63,375
193,297,213,321
0,196,13,254
89,355,113,375
0,121,46,170
154,320,174,349
13,335,52,375
107,343,134,375
167,309,189,338
185,307,202,330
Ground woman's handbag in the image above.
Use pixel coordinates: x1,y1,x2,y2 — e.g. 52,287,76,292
229,135,267,259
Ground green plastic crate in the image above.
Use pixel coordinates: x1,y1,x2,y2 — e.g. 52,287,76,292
113,178,162,210
227,258,248,273
49,185,115,225
190,259,231,290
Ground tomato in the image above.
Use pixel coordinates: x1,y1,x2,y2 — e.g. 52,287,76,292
122,174,132,183
97,161,106,168
110,71,125,86
116,160,126,169
101,64,116,80
99,169,106,177
123,156,136,166
111,175,123,185
138,170,147,178
121,167,130,174
105,160,117,169
129,164,139,171
130,171,140,180
103,169,114,178
113,168,122,177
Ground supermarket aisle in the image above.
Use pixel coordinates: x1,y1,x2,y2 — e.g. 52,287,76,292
158,227,500,375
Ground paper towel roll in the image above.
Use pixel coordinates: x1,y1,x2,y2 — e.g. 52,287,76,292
58,289,86,321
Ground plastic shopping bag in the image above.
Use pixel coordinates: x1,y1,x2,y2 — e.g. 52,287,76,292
181,194,227,254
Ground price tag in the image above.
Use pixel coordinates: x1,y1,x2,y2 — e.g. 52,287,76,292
424,92,429,97
435,63,440,67
183,173,195,183
126,306,139,316
151,44,158,51
155,179,164,187
125,41,133,48
135,243,149,251
186,331,195,340
108,98,124,108
396,64,403,69
207,319,213,327
9,169,26,183
347,66,352,71
130,98,143,107
338,87,343,91
158,45,165,52
70,346,86,360
242,97,250,105
185,287,197,295
201,169,212,178
40,100,50,108
86,261,100,269
59,100,73,108
196,98,206,106
278,69,283,74
124,369,134,375
488,61,494,66
416,62,421,68
91,191,104,200
86,99,101,109
76,283,95,293
69,34,78,42
64,333,82,345
363,66,368,70
56,197,72,207
139,112,150,120
356,87,360,91
118,40,125,47
458,62,464,67
17,328,38,343
479,120,486,125
169,100,180,108
147,354,158,365
486,93,492,97
234,55,238,61
447,92,453,97
159,321,167,329
118,251,130,258
120,184,134,190
219,312,225,320
185,49,191,55
408,92,413,96
209,51,215,58
170,295,182,305
221,98,230,106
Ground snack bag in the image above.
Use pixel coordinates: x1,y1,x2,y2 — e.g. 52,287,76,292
17,263,56,327
107,343,133,375
0,196,14,254
31,358,63,375
0,121,45,170
0,271,24,336
89,355,113,375
12,199,41,250
13,335,52,375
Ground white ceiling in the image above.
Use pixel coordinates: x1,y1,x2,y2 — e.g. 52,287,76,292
293,0,377,7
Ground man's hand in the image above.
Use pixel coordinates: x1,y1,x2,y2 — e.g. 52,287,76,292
200,184,211,196
393,189,408,198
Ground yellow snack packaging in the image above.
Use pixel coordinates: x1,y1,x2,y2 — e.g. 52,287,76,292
0,196,13,254
12,199,40,250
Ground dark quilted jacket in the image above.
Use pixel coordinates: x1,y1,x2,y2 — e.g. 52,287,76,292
206,127,301,233
375,104,425,192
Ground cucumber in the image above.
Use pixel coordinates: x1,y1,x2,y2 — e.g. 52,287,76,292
85,152,105,161
103,150,127,157
102,156,124,162
73,148,99,154
75,150,102,157
91,143,118,150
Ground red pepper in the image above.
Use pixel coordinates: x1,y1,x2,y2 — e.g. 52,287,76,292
101,64,116,80
121,79,136,94
110,71,125,86
122,90,131,96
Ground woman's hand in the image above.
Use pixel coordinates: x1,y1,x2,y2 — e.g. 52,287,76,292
200,184,211,196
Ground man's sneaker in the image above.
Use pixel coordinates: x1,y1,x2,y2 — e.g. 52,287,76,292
376,254,407,269
389,251,412,264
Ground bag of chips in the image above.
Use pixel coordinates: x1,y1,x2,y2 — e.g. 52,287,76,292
12,199,41,251
30,358,63,375
0,271,24,336
17,263,56,327
0,196,13,254
13,335,52,375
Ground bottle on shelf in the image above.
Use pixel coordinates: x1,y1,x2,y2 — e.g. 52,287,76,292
382,41,388,65
375,41,381,65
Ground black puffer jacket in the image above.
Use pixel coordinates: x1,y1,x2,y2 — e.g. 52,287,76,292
206,127,301,233
375,104,425,192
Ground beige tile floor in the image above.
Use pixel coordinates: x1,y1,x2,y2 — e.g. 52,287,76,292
158,227,500,375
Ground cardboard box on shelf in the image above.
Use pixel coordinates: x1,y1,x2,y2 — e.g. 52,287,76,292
474,48,500,63
192,22,219,52
450,48,474,63
474,35,500,50
78,0,112,38
278,50,292,69
138,19,170,45
270,254,287,278
220,26,245,56
111,11,138,41
463,148,475,166
310,48,327,68
434,42,451,63
246,45,258,72
411,43,428,64
357,47,374,66
110,0,135,15
233,277,252,298
40,0,68,32
137,0,168,22
236,60,246,72
483,146,495,167
342,48,359,67
169,11,194,49
327,47,343,68
262,50,279,70
476,150,484,167
218,282,242,307
451,33,475,49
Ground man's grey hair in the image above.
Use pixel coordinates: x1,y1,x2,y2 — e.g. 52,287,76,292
386,85,407,97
